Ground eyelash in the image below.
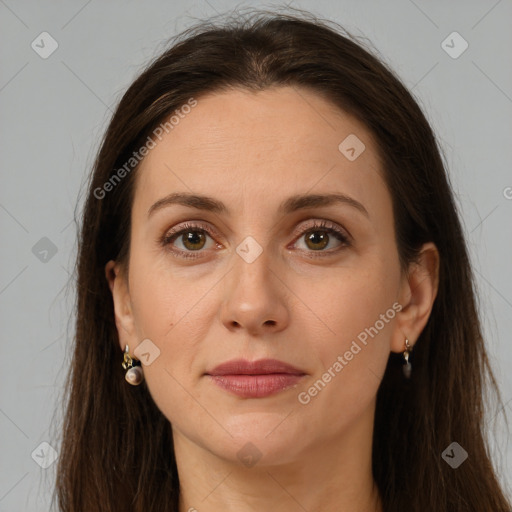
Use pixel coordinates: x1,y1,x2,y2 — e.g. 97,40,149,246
160,220,351,260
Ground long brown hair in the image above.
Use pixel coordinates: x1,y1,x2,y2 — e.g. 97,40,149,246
52,7,511,511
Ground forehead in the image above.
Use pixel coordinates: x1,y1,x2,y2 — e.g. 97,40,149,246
133,86,387,219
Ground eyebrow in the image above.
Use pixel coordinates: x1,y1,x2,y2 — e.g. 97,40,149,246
147,192,369,219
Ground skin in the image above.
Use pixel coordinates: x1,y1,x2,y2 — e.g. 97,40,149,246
105,86,439,512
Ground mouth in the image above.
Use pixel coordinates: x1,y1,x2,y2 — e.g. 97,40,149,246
205,358,306,398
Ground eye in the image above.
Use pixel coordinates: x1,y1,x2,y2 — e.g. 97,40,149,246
292,220,351,256
160,222,220,259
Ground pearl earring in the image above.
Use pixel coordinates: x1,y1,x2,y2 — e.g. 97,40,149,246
122,344,144,385
403,338,412,379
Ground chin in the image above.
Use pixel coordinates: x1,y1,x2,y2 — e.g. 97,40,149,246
206,414,308,466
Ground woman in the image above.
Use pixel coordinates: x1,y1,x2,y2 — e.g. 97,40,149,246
53,8,511,512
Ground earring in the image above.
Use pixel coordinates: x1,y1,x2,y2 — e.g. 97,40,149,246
122,344,144,385
402,338,412,379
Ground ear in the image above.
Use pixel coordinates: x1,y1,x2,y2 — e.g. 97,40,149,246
390,242,440,353
105,260,137,352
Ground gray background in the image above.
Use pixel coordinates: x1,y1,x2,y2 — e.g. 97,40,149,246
1,0,511,509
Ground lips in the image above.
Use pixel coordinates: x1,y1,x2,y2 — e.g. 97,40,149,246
206,358,305,376
205,358,306,398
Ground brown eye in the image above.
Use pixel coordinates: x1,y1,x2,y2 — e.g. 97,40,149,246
305,230,330,250
294,220,350,256
161,221,218,259
179,230,207,251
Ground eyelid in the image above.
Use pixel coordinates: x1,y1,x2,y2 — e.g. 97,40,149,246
291,218,352,243
162,220,219,243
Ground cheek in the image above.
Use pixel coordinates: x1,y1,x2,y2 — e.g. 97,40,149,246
126,251,220,414
294,258,398,406
129,274,209,376
128,243,214,340
128,270,212,427
295,255,397,344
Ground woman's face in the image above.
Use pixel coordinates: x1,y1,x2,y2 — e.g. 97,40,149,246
109,86,412,466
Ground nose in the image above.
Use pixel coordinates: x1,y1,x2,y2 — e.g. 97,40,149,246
219,247,290,336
